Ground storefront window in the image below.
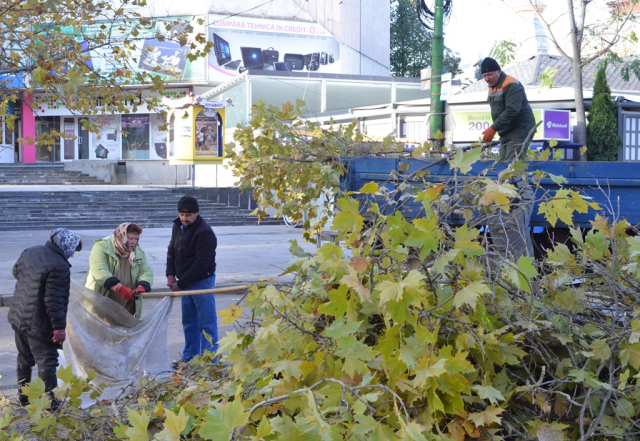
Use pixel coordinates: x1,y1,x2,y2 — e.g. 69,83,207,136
35,116,60,162
122,115,150,159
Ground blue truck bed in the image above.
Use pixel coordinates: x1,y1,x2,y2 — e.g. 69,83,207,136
342,158,640,228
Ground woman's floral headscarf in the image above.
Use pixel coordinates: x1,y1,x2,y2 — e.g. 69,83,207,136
50,228,81,259
113,223,141,264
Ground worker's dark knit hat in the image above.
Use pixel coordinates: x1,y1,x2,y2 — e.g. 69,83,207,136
480,57,501,74
178,196,199,213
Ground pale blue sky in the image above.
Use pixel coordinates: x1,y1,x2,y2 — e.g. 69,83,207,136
444,0,621,68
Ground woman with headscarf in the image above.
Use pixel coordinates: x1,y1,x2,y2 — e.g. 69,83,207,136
85,223,153,318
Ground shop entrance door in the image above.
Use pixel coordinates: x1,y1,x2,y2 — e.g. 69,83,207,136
62,117,76,160
35,117,60,162
0,118,15,163
78,118,90,159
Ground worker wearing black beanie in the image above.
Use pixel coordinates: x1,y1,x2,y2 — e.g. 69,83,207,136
480,57,536,161
480,57,501,74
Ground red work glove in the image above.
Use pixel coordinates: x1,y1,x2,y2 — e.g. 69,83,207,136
131,285,147,297
113,283,134,301
52,329,66,344
482,127,496,143
167,275,176,288
169,282,182,292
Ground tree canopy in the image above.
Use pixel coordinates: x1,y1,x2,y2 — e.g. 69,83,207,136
0,0,210,134
390,0,460,78
529,0,638,148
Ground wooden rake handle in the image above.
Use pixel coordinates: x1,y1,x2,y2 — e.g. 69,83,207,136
137,285,250,298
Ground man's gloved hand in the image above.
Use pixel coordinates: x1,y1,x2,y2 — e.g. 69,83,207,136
482,127,496,143
169,282,182,292
113,283,135,301
52,329,66,344
167,275,176,288
132,285,148,297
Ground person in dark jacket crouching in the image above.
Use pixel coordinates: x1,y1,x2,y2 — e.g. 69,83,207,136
8,228,82,409
166,196,218,363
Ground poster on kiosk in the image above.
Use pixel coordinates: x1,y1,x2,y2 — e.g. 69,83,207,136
166,98,232,165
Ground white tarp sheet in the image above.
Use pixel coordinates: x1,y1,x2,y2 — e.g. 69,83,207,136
60,281,173,399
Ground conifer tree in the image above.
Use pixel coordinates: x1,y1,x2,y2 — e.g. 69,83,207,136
587,67,621,161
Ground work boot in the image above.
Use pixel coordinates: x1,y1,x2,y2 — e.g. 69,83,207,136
16,364,32,406
39,366,62,412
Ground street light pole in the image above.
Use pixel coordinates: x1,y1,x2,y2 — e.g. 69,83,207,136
429,0,444,149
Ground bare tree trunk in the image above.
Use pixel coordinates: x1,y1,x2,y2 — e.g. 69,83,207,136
567,0,587,158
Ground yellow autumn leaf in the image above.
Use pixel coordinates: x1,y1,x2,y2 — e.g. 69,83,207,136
466,405,504,427
218,304,244,325
155,407,189,441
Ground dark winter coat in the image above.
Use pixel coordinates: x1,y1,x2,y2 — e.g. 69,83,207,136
488,72,537,141
166,215,217,290
8,242,72,343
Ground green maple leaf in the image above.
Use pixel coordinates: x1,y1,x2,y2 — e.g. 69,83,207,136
453,281,490,310
398,336,422,368
626,236,640,260
505,256,537,293
64,67,86,93
376,270,424,305
22,378,46,400
413,357,448,387
267,359,303,379
546,243,572,266
353,414,399,440
472,385,506,405
587,340,612,362
454,224,485,257
331,197,363,233
216,331,243,354
255,418,273,439
155,407,189,441
324,320,362,339
318,284,349,317
432,249,461,275
338,341,377,377
399,419,429,441
200,401,249,440
126,408,150,441
466,405,504,427
449,146,482,174
548,172,567,185
620,343,640,370
56,364,76,384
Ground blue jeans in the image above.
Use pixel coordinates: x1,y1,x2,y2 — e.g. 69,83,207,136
181,274,218,361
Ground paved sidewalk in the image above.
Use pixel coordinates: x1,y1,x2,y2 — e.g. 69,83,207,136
0,225,313,398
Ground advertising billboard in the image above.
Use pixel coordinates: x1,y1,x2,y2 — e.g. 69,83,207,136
208,14,341,83
81,16,207,83
169,102,228,165
451,109,569,142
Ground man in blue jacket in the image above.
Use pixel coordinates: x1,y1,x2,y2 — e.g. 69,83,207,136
9,228,82,409
166,196,218,363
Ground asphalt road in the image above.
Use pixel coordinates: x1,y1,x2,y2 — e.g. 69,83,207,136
0,225,314,400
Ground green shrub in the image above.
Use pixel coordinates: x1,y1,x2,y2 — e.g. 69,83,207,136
587,67,622,161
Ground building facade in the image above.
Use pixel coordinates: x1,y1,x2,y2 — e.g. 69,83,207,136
8,0,391,171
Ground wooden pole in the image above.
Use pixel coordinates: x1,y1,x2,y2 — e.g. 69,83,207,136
137,285,250,299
